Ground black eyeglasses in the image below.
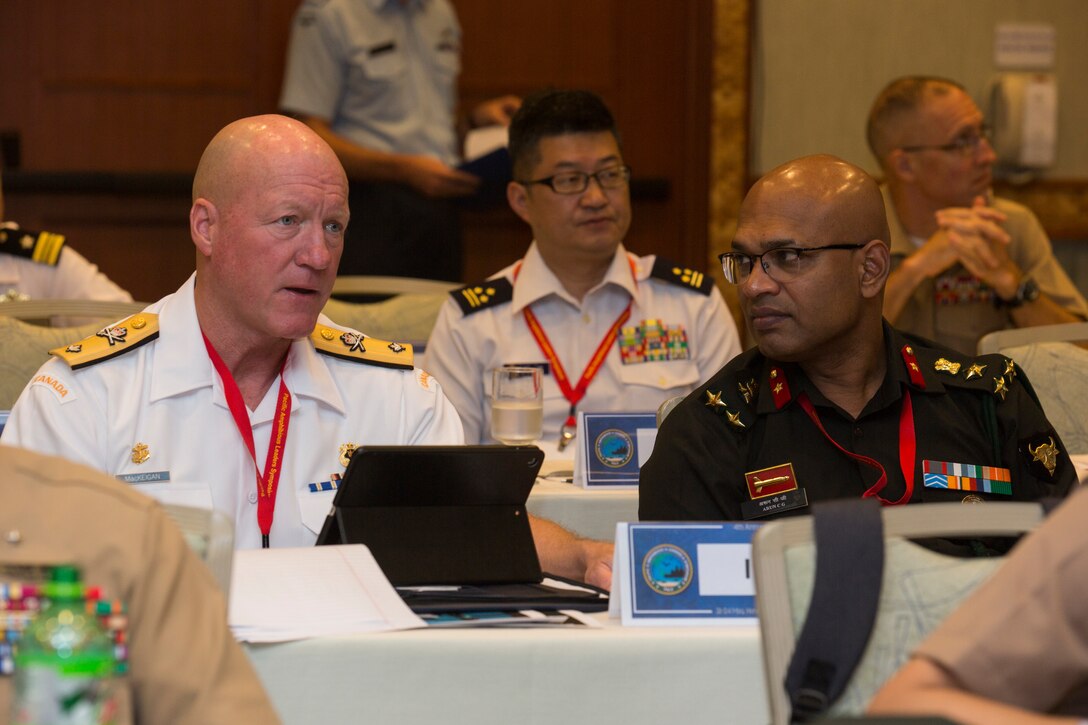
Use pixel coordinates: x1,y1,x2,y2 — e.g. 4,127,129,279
518,165,631,195
899,124,992,156
718,244,866,284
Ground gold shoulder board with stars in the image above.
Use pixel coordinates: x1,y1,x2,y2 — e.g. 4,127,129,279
0,227,66,266
650,257,713,295
450,277,513,316
311,324,414,370
50,313,159,370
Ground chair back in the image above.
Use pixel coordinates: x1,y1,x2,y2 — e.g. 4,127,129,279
161,504,235,601
753,501,1045,724
656,394,685,427
0,299,147,325
978,322,1088,454
0,316,102,409
331,275,459,297
977,320,1088,354
322,293,448,349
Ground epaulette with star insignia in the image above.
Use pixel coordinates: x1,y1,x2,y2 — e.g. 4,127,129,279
0,226,66,266
50,313,159,370
912,347,1022,402
650,257,714,296
450,278,513,316
311,324,414,369
700,351,763,431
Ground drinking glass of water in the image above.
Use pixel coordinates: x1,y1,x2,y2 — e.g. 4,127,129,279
490,366,544,445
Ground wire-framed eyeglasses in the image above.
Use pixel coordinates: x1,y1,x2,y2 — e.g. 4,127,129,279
518,165,632,195
899,124,992,156
718,244,866,284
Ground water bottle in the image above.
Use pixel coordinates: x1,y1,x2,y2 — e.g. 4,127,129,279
11,565,120,724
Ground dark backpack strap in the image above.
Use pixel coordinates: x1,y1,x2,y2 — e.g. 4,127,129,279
785,498,885,722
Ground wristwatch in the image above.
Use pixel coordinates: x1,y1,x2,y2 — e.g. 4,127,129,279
996,277,1040,309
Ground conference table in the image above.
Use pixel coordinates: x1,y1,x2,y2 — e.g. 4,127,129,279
245,613,768,725
244,460,775,724
244,458,1088,724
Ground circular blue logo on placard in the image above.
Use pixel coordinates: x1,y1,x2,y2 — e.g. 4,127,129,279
594,428,633,468
642,544,693,595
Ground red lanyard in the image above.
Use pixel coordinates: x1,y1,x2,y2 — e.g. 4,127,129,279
514,257,636,432
796,388,915,506
202,333,292,548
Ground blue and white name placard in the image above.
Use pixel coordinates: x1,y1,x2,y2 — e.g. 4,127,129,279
573,411,657,488
611,522,760,626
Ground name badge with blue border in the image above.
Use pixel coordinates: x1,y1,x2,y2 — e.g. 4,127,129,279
574,411,658,488
612,522,760,626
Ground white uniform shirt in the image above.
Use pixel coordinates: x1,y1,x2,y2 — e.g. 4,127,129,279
0,245,132,302
279,0,462,165
2,274,464,548
422,243,742,456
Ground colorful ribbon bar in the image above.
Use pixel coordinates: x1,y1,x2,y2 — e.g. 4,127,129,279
922,460,1012,495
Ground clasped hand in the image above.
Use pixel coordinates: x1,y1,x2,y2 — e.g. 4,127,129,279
920,196,1020,298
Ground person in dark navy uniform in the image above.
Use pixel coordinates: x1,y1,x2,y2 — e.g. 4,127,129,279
640,154,1076,523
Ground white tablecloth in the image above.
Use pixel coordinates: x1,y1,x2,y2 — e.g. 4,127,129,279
245,613,768,725
526,478,639,541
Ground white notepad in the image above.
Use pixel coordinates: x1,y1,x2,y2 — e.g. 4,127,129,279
228,544,424,642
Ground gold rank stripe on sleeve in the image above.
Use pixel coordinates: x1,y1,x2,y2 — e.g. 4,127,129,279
310,325,414,369
0,227,66,266
50,313,159,370
31,231,66,265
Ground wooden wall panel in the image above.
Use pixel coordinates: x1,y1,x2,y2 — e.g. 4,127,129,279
11,194,196,304
0,0,298,172
2,0,713,300
456,1,615,97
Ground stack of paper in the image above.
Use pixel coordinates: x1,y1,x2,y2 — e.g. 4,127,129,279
228,545,424,642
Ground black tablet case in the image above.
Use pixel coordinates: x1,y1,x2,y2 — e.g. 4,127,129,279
315,445,608,612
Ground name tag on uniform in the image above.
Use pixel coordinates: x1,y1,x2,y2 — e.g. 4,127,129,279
505,361,550,376
116,471,171,484
612,522,760,626
740,462,808,519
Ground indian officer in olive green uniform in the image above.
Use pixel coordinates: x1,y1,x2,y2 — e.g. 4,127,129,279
0,444,280,724
640,155,1076,523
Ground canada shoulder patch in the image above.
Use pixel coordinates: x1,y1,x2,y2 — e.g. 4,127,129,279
650,257,713,295
450,278,513,316
311,325,414,370
50,313,159,370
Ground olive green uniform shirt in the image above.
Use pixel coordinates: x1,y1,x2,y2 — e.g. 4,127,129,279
640,324,1076,522
884,187,1088,356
